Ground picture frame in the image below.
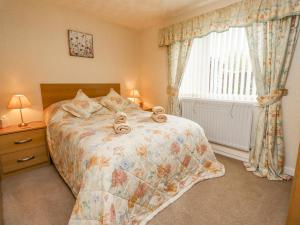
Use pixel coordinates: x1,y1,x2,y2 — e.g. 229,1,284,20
68,30,94,58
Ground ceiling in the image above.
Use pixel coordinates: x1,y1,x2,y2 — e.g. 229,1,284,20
48,0,220,29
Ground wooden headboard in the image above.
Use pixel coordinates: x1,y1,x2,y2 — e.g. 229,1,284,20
40,83,120,109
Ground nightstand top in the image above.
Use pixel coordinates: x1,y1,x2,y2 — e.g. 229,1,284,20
142,105,153,112
0,121,46,136
142,107,152,112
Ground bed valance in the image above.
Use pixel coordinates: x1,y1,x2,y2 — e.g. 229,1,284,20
159,0,300,46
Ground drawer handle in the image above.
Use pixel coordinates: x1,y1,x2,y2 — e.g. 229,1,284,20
17,155,35,163
14,138,32,144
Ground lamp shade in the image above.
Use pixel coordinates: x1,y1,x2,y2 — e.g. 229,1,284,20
129,89,141,98
7,95,31,109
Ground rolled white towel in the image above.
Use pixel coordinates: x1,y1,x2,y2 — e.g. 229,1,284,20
152,106,165,114
151,113,167,123
114,112,127,124
114,123,131,134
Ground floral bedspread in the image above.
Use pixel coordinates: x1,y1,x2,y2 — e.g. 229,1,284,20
46,106,225,225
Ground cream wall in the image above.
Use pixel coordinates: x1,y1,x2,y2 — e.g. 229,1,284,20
139,27,168,108
283,42,300,174
139,8,300,174
0,0,140,125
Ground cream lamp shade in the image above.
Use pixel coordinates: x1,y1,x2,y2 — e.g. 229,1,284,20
7,95,31,109
7,95,31,127
128,89,141,104
129,89,141,98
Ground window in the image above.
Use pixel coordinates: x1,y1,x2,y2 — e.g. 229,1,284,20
179,27,256,102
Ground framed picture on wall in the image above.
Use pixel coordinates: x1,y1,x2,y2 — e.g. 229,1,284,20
68,30,94,58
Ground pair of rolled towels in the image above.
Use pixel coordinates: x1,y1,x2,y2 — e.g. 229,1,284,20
151,106,167,123
113,106,167,134
114,112,131,134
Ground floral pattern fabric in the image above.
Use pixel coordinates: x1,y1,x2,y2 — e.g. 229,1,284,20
100,88,130,112
167,40,193,116
46,107,225,224
62,90,102,118
245,16,300,180
159,0,300,46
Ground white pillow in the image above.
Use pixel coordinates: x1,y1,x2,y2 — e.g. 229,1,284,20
100,88,129,112
62,89,102,118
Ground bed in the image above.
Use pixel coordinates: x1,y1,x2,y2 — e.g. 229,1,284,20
41,83,225,225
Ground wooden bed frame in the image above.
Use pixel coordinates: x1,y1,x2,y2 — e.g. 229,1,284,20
40,83,120,109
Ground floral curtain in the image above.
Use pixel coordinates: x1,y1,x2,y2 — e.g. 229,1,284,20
244,16,300,180
159,0,300,47
167,40,193,115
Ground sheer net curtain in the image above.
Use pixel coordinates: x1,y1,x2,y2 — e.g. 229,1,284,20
180,28,256,102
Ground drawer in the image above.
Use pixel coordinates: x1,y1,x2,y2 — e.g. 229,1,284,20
0,129,46,154
1,146,48,174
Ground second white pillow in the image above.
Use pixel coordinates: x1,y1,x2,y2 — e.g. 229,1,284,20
100,88,129,112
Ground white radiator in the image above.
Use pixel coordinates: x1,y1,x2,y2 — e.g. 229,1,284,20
181,98,253,151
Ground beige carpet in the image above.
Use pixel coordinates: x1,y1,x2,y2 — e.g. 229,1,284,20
2,155,292,225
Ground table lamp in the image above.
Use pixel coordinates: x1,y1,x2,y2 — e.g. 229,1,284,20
128,89,141,104
7,95,31,127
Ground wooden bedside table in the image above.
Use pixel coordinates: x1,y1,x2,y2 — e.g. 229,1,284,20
142,107,152,112
0,121,49,178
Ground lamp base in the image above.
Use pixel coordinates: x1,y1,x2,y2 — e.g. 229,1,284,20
18,122,28,127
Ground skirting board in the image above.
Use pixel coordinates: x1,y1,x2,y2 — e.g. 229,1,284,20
211,143,295,176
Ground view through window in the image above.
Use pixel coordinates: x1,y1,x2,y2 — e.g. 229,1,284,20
179,27,257,102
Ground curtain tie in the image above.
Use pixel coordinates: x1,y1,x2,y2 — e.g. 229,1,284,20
167,86,179,96
257,88,288,107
